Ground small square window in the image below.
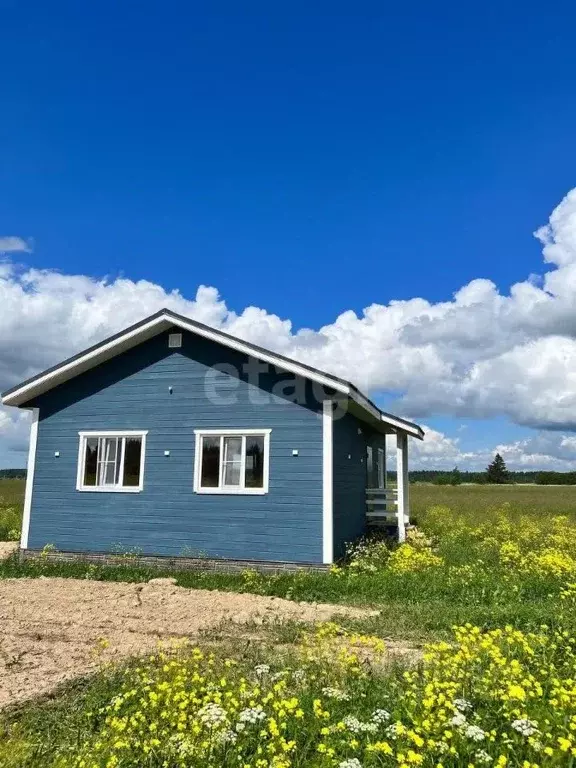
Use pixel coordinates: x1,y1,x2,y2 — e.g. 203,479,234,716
168,333,182,348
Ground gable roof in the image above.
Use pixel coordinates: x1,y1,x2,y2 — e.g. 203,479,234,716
1,308,424,439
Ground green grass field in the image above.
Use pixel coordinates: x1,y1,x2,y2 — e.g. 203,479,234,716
4,479,576,765
0,478,24,540
410,481,576,518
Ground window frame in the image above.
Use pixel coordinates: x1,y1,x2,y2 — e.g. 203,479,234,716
377,447,386,489
193,428,271,495
76,430,148,493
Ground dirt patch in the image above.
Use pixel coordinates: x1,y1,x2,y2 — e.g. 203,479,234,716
0,542,17,560
0,575,375,709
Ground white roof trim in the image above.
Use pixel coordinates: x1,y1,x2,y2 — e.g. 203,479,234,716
2,315,168,407
380,413,423,439
1,310,424,439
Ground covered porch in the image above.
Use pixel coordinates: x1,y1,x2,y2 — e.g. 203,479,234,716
365,430,414,542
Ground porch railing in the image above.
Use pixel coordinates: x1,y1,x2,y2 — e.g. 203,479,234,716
365,487,409,527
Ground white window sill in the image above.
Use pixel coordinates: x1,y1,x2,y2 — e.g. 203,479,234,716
195,487,268,495
76,486,143,493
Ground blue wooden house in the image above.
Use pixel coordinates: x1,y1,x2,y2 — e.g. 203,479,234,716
1,309,424,569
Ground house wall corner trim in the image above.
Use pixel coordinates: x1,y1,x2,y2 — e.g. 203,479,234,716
21,407,39,549
322,400,334,564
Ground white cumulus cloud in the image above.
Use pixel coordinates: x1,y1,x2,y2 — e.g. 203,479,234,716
4,189,576,468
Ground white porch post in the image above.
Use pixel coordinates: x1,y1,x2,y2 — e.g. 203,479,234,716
395,431,409,542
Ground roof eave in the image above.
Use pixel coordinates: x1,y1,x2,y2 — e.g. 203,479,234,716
1,308,425,441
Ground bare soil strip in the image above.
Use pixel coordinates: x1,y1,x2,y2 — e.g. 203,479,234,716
0,575,374,708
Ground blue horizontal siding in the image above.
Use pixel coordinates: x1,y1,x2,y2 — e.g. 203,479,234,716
331,414,388,560
28,330,324,563
332,411,368,560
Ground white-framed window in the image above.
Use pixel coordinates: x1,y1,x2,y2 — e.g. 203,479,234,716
76,431,147,492
193,429,271,495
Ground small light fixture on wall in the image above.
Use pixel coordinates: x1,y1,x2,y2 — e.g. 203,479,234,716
54,451,60,457
292,449,299,456
168,386,173,394
164,450,170,456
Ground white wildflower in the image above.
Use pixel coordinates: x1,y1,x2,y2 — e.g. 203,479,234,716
464,725,486,742
238,706,267,724
197,702,228,728
511,718,539,737
292,668,307,683
343,715,378,734
322,686,351,701
454,697,473,712
475,750,492,764
214,729,238,745
338,759,363,768
530,739,543,752
168,734,195,757
371,708,391,724
450,712,467,727
254,664,271,677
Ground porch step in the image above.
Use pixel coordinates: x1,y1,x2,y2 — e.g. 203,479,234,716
367,511,409,524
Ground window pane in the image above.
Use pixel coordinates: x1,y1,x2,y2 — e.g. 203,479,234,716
245,435,265,488
366,446,374,487
201,436,220,487
102,437,118,462
101,461,117,485
223,461,241,486
223,436,242,464
123,437,142,486
222,436,242,487
97,438,120,486
83,438,98,486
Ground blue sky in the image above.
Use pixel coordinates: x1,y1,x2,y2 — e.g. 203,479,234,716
2,1,576,469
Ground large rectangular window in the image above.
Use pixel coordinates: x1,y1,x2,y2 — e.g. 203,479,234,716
77,431,147,492
194,429,270,494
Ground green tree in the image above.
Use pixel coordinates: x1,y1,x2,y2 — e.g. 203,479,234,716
486,453,510,484
449,466,462,485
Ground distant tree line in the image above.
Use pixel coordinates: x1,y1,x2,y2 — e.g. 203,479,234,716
403,453,576,485
3,458,576,485
0,469,26,479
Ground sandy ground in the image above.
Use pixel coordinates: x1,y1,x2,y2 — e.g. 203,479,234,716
0,570,384,709
0,542,17,560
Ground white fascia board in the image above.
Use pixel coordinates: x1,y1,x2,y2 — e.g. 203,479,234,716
173,315,350,396
2,310,424,440
2,316,170,406
2,312,351,407
381,414,424,440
